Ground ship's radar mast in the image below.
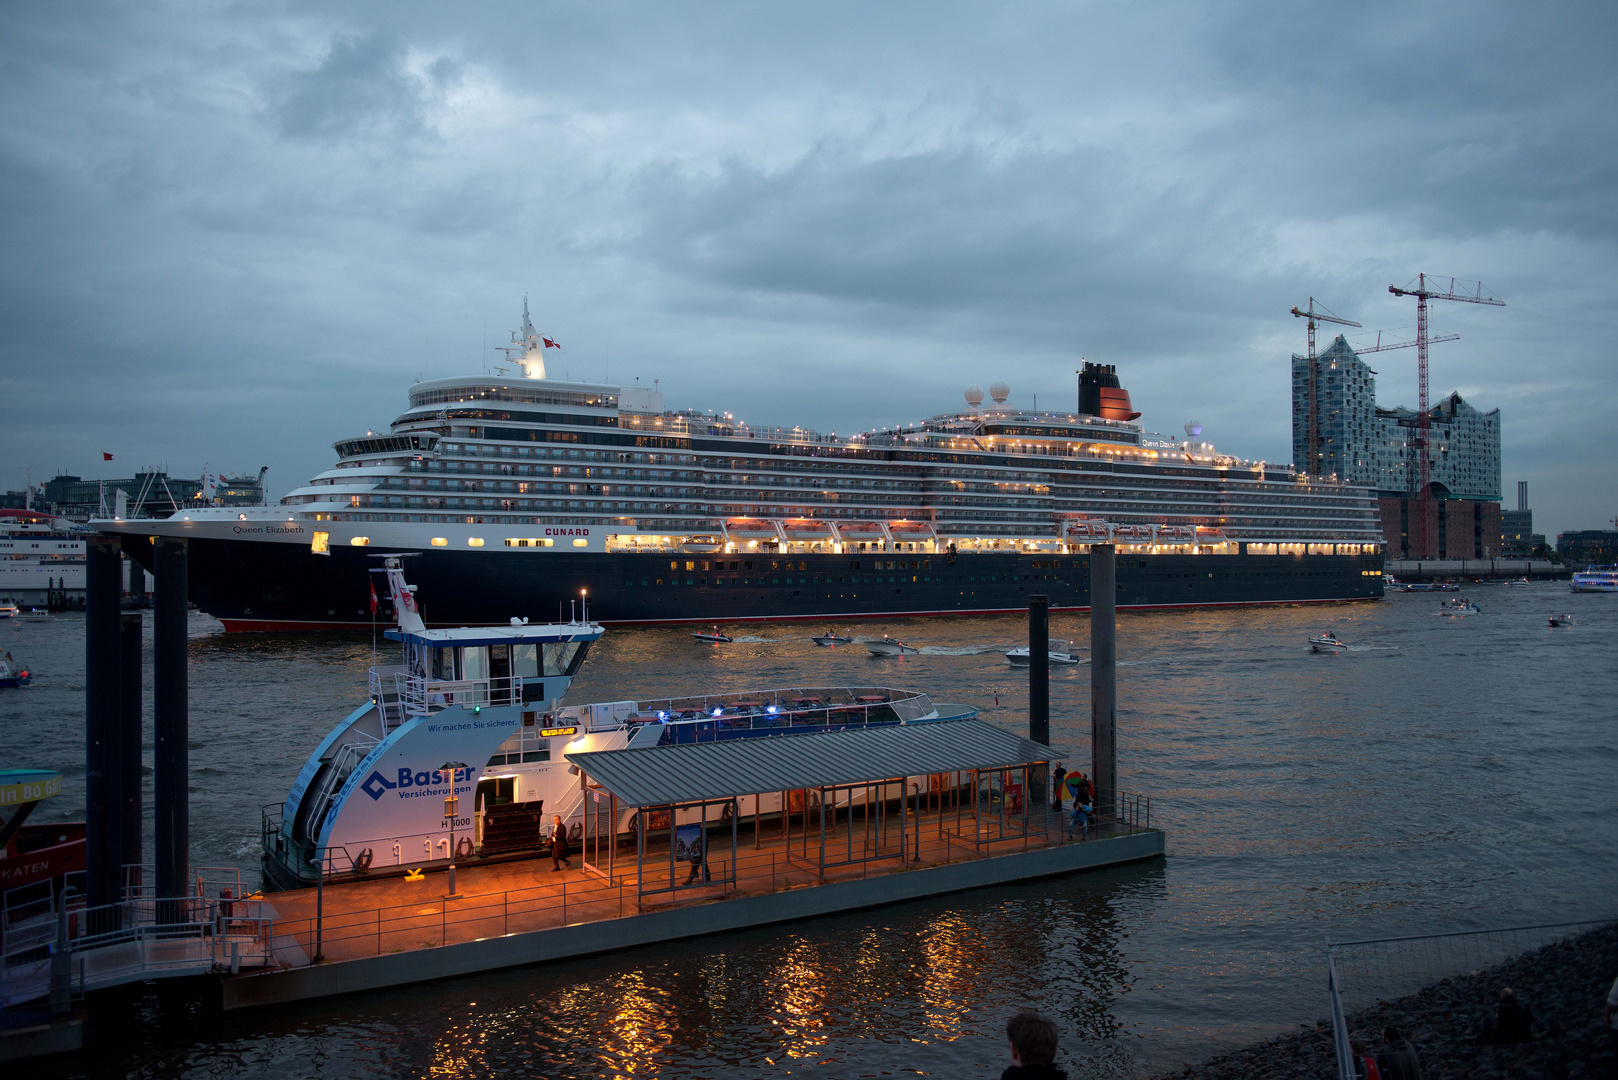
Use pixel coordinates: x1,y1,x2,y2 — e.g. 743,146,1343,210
498,296,549,379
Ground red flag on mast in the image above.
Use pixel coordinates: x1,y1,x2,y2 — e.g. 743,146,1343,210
369,578,380,615
103,452,114,461
542,337,560,349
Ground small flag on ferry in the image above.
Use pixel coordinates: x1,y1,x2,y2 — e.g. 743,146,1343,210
369,579,380,615
543,337,560,349
103,452,114,461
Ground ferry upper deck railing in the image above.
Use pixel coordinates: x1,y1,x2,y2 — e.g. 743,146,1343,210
370,666,527,718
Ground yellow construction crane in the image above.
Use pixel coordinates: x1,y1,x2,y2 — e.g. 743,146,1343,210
1291,299,1361,475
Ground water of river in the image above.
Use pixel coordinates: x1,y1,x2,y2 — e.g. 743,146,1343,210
4,583,1614,1078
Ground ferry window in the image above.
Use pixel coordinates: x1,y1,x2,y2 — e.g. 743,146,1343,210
729,561,739,570
310,531,330,554
743,561,753,570
849,561,860,569
469,537,485,547
350,536,370,546
798,561,807,571
670,561,678,570
461,647,489,682
685,561,695,571
512,644,539,678
542,641,582,675
572,539,588,548
431,537,448,547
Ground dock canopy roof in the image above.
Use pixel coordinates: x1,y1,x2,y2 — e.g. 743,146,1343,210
567,719,1053,808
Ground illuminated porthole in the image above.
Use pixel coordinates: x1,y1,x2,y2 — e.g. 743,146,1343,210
431,537,448,547
469,537,485,547
350,536,370,546
573,538,588,547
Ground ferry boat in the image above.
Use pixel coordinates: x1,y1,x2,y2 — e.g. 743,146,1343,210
261,557,973,889
100,303,1385,631
1570,565,1618,593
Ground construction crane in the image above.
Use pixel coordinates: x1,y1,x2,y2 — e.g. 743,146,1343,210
1352,329,1460,355
1387,274,1505,558
1291,299,1361,476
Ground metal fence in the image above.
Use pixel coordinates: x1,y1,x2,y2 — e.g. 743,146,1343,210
1324,918,1617,1080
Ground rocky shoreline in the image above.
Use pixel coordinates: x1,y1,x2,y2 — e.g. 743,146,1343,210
1150,924,1618,1080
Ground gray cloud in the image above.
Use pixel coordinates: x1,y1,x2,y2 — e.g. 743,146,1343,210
0,1,1613,536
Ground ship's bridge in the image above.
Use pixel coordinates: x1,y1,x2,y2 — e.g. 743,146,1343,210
375,620,602,721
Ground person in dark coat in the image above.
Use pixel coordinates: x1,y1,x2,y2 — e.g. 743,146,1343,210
550,814,571,872
1002,1012,1067,1080
1375,1025,1421,1080
1051,764,1067,813
1479,987,1536,1044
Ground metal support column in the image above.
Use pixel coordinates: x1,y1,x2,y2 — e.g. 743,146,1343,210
154,537,189,915
85,536,124,916
120,613,143,883
1028,594,1049,746
1090,543,1117,821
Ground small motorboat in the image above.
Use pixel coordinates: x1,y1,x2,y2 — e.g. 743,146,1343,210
1308,632,1347,653
865,636,919,656
21,610,52,623
1548,613,1575,628
1006,638,1082,665
0,602,19,619
0,652,30,688
1502,577,1532,586
1439,598,1481,617
1435,581,1460,592
692,626,733,643
811,628,854,646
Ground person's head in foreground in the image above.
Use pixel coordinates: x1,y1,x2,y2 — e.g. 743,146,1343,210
1006,1011,1059,1068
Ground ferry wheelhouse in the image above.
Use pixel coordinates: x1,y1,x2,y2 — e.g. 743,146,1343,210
104,304,1384,630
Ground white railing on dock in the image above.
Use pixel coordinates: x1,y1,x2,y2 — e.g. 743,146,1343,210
0,879,280,1009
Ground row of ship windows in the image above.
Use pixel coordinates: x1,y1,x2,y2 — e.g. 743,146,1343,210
624,567,1365,588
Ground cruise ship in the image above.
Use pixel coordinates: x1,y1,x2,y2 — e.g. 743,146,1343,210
97,305,1384,631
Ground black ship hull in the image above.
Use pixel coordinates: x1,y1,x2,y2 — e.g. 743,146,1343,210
125,538,1383,631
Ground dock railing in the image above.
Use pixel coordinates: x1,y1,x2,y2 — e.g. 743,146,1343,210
267,788,1158,969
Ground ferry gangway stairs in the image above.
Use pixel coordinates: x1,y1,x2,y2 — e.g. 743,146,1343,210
0,881,282,1010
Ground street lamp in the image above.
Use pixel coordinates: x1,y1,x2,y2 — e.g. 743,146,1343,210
441,760,469,899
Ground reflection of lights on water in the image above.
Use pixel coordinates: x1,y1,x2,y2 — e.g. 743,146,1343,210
767,939,831,1059
918,913,978,1034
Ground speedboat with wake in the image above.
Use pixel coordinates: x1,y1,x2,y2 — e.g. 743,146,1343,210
1548,613,1575,628
811,628,854,646
1006,638,1082,665
692,626,733,643
261,556,973,890
1308,632,1347,653
865,636,919,656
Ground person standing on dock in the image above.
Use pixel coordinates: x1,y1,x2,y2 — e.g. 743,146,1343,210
550,815,571,872
684,832,709,885
1051,764,1067,813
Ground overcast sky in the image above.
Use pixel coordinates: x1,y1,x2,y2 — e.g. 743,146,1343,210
3,2,1614,538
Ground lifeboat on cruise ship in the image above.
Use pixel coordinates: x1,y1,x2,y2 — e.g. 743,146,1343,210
1063,519,1113,542
888,521,936,546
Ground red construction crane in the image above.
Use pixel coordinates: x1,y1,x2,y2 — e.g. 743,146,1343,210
1387,274,1505,558
1291,299,1361,475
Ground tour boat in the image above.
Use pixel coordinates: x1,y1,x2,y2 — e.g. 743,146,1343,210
261,557,972,889
1570,565,1618,593
865,636,919,656
1308,632,1347,653
692,627,733,643
811,628,854,646
1005,638,1082,665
